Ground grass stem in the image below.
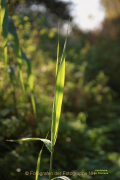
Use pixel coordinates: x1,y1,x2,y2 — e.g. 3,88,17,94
49,145,54,180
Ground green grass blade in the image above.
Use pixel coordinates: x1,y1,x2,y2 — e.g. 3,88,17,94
9,44,33,91
8,17,25,93
0,0,7,36
51,58,65,146
52,176,71,180
19,69,25,92
21,50,36,116
9,44,36,116
7,138,53,153
21,50,33,90
51,25,69,147
31,92,36,116
35,132,49,180
35,148,43,180
2,5,8,65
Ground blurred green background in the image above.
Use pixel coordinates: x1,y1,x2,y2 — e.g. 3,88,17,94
0,0,120,180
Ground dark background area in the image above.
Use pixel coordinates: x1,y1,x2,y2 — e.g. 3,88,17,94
0,0,120,179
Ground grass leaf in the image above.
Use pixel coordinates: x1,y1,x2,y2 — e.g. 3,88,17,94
21,50,36,115
51,24,69,146
7,138,53,153
52,176,71,180
8,17,25,92
21,50,33,89
0,0,7,36
9,43,36,116
31,92,36,116
51,58,65,146
35,148,43,180
2,5,8,65
35,132,49,180
21,49,36,116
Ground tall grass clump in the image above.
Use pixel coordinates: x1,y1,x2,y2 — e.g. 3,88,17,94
1,1,71,180
8,25,70,180
1,0,36,117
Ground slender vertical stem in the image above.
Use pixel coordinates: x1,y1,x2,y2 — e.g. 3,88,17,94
49,145,54,180
13,81,18,117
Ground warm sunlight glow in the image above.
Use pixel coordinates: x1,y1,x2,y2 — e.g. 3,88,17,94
61,0,106,31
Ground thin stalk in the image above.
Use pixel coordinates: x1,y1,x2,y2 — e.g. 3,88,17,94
49,145,54,180
13,81,17,117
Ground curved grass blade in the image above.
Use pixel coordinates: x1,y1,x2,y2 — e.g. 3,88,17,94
31,92,36,117
8,43,33,89
7,138,53,153
35,132,49,180
0,0,7,36
21,50,33,89
21,49,36,116
52,176,71,180
2,5,8,65
9,43,36,116
8,17,25,92
51,24,69,146
35,147,43,180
